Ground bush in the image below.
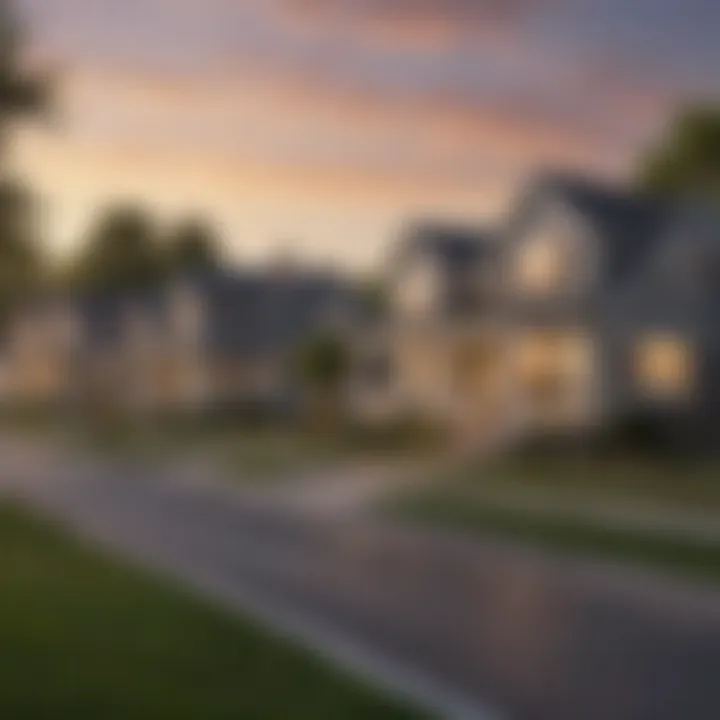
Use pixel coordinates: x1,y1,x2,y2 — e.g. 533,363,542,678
341,415,447,453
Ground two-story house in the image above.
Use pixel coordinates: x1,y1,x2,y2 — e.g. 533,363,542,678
365,173,720,447
351,221,502,439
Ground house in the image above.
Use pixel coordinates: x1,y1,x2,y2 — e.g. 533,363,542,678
157,269,363,413
361,173,720,446
350,221,505,434
3,267,364,416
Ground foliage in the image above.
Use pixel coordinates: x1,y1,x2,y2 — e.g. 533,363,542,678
72,205,164,292
0,178,41,324
165,216,221,274
394,489,720,583
296,331,350,394
640,105,720,199
69,210,225,293
0,1,49,327
0,0,48,123
296,332,351,427
359,276,389,319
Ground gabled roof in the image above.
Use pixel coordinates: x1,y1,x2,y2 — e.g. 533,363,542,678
183,269,362,358
395,221,495,274
522,173,668,283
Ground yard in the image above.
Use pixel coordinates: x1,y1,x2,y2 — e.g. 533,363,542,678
0,501,422,719
2,411,443,485
389,453,720,583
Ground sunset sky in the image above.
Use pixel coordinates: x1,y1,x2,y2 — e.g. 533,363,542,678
11,0,720,269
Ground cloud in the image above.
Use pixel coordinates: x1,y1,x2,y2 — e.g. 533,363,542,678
53,61,629,186
279,0,561,49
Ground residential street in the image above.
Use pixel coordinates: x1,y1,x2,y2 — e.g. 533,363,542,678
1,437,720,720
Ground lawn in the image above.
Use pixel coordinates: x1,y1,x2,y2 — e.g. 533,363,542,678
0,502,423,719
62,417,440,484
389,454,720,584
57,419,358,483
436,453,720,514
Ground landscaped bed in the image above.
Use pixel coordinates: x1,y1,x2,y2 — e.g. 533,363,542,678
0,501,422,719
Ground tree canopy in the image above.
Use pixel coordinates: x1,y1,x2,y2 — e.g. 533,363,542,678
0,1,48,326
639,105,720,200
165,217,221,274
73,205,164,293
296,331,350,394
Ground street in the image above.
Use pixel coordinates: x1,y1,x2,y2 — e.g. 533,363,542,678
1,438,719,719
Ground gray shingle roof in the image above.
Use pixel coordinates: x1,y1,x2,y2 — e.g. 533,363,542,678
396,221,495,274
185,270,362,358
72,287,164,349
533,173,668,283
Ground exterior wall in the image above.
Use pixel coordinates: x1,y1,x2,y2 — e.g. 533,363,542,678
392,323,457,419
206,356,285,406
4,309,82,407
507,327,602,433
500,196,602,322
387,320,518,440
498,193,607,435
347,327,401,423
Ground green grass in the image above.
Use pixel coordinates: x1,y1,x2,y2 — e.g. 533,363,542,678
0,502,423,719
388,453,720,583
65,419,438,484
394,491,720,582
62,420,351,482
0,411,443,485
435,453,720,514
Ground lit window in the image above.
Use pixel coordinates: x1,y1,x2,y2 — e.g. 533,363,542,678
516,237,565,293
635,335,693,397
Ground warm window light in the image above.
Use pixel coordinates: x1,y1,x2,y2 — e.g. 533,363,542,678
518,332,592,380
635,335,693,397
516,237,565,292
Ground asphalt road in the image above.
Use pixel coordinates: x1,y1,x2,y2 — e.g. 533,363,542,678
2,442,720,720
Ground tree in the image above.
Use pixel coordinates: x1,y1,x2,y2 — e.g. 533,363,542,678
639,105,720,199
0,1,48,121
0,1,49,326
359,276,389,319
0,178,40,323
74,205,164,292
165,216,221,274
296,331,350,426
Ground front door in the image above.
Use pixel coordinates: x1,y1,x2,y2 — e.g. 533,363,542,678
452,339,510,439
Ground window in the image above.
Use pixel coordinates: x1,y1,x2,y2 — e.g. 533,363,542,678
635,335,693,398
513,209,592,296
516,331,595,423
516,237,566,293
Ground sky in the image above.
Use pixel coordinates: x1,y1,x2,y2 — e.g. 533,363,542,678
10,0,720,269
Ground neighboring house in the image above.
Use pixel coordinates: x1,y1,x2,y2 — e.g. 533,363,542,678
362,173,720,446
8,172,720,443
3,298,80,407
160,269,363,413
351,221,500,434
3,268,364,415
